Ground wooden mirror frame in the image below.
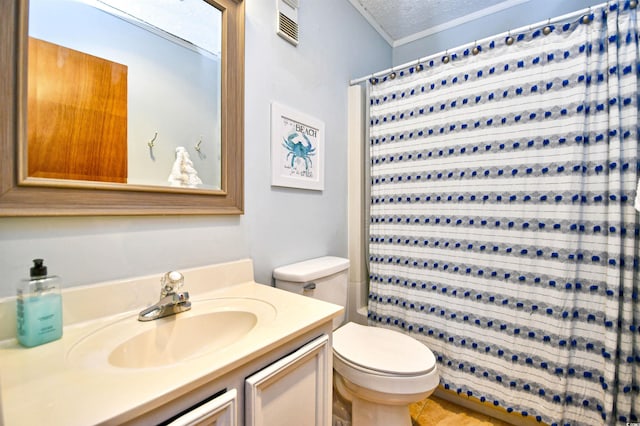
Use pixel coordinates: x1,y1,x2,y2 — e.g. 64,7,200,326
0,0,244,216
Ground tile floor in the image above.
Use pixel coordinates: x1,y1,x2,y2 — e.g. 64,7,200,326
410,395,513,426
333,390,516,426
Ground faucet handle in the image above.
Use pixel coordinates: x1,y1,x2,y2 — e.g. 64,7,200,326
161,271,184,296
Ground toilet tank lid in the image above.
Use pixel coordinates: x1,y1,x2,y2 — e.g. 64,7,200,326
273,256,349,282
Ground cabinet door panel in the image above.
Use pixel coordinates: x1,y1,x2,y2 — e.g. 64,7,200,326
167,388,237,426
245,335,330,426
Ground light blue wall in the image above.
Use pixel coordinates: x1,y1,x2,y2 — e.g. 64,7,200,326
393,0,605,66
0,0,390,298
243,0,389,285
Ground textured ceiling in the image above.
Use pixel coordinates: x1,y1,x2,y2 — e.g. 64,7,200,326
349,0,529,45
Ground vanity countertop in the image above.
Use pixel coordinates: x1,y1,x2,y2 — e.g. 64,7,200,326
0,259,343,425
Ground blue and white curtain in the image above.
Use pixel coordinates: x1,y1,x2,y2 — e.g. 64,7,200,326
367,1,639,424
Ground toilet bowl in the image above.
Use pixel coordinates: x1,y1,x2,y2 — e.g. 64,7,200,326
333,322,438,426
273,257,439,426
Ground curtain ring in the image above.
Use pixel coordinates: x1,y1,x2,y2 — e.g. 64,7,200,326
543,18,552,35
582,8,592,24
442,51,450,64
389,71,396,79
416,62,424,72
472,42,480,55
369,76,378,85
505,30,514,46
630,0,637,8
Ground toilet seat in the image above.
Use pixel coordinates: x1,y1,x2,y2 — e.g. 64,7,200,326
333,322,436,375
332,322,439,395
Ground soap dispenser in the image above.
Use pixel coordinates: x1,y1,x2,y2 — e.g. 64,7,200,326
16,259,63,347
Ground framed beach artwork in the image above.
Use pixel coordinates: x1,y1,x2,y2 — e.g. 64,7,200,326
271,102,325,191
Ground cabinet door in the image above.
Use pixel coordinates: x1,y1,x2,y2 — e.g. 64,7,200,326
245,335,330,426
167,388,237,426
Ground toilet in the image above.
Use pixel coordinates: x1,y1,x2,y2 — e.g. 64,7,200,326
273,256,439,426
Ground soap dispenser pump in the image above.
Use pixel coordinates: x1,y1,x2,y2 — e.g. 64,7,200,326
16,259,63,347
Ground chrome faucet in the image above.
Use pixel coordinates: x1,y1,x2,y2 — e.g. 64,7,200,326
138,271,191,321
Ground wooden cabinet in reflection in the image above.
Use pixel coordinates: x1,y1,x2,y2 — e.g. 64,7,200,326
27,37,128,183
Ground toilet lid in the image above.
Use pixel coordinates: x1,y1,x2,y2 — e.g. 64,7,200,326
333,323,436,375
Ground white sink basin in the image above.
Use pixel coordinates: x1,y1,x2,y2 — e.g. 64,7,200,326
66,298,277,369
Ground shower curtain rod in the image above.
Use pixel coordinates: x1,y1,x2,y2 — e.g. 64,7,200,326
349,0,611,86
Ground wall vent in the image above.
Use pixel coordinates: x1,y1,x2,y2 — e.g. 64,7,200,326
277,0,299,46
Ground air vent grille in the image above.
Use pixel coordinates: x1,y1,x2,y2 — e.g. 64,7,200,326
278,12,299,45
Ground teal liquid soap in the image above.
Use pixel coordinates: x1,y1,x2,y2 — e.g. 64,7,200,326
17,292,63,347
16,259,63,348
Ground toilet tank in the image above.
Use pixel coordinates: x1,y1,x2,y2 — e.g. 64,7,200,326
273,256,350,328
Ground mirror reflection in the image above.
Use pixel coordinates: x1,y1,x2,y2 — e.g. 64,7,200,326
26,0,222,190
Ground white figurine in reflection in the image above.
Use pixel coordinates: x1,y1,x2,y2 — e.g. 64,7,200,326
168,146,203,188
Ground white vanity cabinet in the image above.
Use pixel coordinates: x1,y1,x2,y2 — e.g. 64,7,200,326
245,334,330,426
125,329,333,426
163,335,332,426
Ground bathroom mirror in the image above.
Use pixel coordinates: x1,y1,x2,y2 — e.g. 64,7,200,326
0,0,244,216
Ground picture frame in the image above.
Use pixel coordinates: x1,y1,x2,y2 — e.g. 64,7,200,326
271,102,325,191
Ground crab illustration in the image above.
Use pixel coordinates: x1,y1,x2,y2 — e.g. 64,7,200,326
282,132,316,171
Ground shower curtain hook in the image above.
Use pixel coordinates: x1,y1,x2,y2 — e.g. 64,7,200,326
543,18,552,35
506,30,515,46
472,41,480,55
442,50,450,64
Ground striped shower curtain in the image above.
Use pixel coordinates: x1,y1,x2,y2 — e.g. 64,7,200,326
367,2,639,424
